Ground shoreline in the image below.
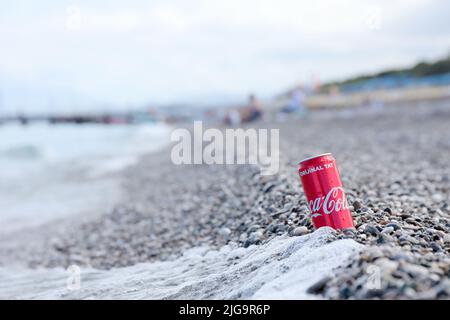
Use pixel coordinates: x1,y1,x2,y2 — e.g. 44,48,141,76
0,102,449,299
0,228,362,299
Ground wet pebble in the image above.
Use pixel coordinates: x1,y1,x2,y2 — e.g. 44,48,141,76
292,226,309,236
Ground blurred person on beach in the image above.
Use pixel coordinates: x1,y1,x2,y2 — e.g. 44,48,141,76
277,85,307,121
242,94,263,122
224,94,263,125
283,86,307,114
224,108,241,126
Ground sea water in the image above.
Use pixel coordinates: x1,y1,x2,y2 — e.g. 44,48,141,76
0,122,171,234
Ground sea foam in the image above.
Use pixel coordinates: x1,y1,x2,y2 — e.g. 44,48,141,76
0,228,363,299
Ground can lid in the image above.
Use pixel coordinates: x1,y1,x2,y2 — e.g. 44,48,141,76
298,153,332,164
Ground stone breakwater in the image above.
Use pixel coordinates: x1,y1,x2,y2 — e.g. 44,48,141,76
1,102,449,299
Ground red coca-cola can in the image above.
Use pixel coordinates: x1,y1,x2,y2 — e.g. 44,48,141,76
298,153,354,230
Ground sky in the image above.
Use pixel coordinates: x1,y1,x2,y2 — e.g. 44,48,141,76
0,0,449,114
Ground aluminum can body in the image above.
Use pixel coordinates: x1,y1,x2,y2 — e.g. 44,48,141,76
298,153,354,230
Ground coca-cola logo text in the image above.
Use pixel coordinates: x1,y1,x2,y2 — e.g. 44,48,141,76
308,187,349,218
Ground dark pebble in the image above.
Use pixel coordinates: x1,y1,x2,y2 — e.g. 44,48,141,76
263,183,276,193
377,233,389,244
343,229,356,238
430,242,441,252
306,276,331,294
352,200,362,210
274,223,287,233
271,209,289,218
386,223,401,231
364,225,380,236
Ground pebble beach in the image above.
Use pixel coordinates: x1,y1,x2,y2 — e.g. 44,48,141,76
1,101,449,299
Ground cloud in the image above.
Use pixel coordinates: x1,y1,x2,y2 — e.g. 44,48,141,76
0,0,448,113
